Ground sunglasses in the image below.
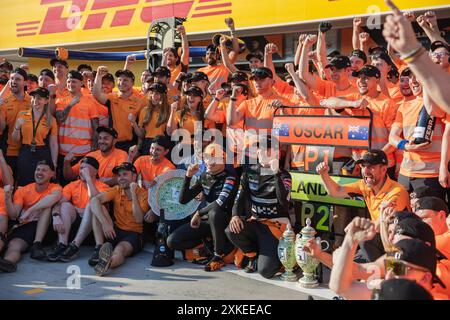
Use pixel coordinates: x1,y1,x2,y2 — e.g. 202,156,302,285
431,52,449,59
384,258,429,276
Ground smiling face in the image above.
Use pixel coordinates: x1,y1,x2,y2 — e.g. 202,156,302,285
430,47,450,69
52,63,68,80
205,49,219,66
67,78,82,94
116,170,135,189
399,75,412,97
350,56,365,72
34,164,53,185
360,163,387,188
149,143,168,162
409,74,422,96
38,75,54,89
31,94,48,110
117,75,134,93
371,58,390,77
97,131,115,153
187,93,202,109
253,77,273,94
10,73,25,95
329,66,350,83
357,75,378,96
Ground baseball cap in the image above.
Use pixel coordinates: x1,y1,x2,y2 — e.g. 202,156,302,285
229,71,249,83
368,46,388,56
12,67,28,81
96,126,118,139
372,279,433,300
246,52,264,62
0,60,13,71
67,70,83,82
327,50,341,59
115,69,135,82
349,49,368,64
410,186,443,200
355,149,388,166
39,68,55,81
393,238,446,288
325,56,351,69
352,65,381,79
29,87,50,99
430,40,450,53
50,58,69,68
112,162,137,175
250,67,273,80
149,82,168,94
400,67,412,77
185,86,204,98
416,196,449,213
151,66,171,78
80,156,100,170
394,217,436,247
188,71,209,83
152,135,172,150
370,51,393,65
77,64,92,72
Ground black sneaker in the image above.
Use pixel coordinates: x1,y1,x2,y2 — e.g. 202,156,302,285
30,242,47,260
59,242,80,262
47,243,68,262
94,243,113,277
204,254,225,272
0,257,17,273
244,257,257,273
88,245,102,267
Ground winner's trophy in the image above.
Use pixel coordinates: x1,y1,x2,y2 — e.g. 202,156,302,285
277,224,298,282
295,218,328,288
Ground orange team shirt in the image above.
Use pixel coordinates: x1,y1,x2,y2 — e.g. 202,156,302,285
138,106,167,138
0,93,31,156
56,86,71,100
102,186,149,233
134,156,175,186
81,87,91,95
62,179,109,210
197,64,230,94
273,79,295,97
314,78,360,99
106,91,147,142
174,109,216,137
434,258,450,299
97,103,109,127
387,81,404,105
13,183,62,223
71,148,128,179
0,188,6,216
342,176,410,221
393,96,445,178
16,110,57,146
436,230,450,260
56,95,100,156
344,92,397,167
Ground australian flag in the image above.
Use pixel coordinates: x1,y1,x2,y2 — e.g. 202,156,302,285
347,125,369,140
273,122,290,137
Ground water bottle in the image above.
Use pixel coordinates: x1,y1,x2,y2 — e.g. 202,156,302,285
413,106,436,144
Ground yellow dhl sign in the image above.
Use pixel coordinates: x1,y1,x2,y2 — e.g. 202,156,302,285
0,0,448,51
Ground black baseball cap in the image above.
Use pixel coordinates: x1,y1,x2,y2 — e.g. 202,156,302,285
115,69,135,82
80,156,100,170
187,71,209,83
29,87,50,99
50,58,69,68
327,50,341,59
0,60,13,71
27,74,38,83
112,162,137,175
393,238,446,289
229,71,249,83
67,70,83,82
394,217,436,247
151,66,171,78
185,86,204,98
149,82,167,94
246,52,264,62
39,68,55,81
152,135,172,150
77,64,92,72
400,67,412,77
355,149,388,166
416,196,449,213
373,279,433,300
96,126,118,139
12,67,28,81
430,40,450,53
410,186,443,200
250,67,273,80
352,65,381,79
370,51,392,64
349,49,368,64
325,55,351,69
368,46,388,56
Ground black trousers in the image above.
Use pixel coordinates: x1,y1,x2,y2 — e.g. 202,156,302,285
167,207,233,256
17,145,52,187
398,174,446,201
225,220,281,279
115,140,134,154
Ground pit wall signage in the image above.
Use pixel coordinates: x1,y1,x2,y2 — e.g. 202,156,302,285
1,0,447,51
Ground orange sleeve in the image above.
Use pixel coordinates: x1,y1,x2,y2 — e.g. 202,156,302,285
101,187,118,203
89,100,100,119
138,188,150,212
55,98,66,112
50,117,58,136
62,183,73,202
13,187,25,207
393,106,403,128
342,180,363,195
97,181,110,193
138,108,146,127
383,100,398,128
134,157,142,174
71,162,81,174
236,100,248,118
0,189,6,216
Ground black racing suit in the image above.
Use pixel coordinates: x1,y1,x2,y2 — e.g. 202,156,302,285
167,168,238,256
225,163,292,279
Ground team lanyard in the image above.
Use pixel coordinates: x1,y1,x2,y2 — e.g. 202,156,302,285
31,109,46,150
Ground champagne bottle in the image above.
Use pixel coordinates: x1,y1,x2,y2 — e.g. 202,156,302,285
413,106,435,144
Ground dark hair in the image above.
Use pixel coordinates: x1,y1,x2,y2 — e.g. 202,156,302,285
180,98,204,129
163,47,180,65
142,91,170,128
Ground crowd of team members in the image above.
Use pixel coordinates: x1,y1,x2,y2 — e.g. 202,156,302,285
0,3,449,299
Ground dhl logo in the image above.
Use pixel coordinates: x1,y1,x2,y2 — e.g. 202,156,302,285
16,0,232,38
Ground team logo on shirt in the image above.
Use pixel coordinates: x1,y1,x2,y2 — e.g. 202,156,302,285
273,122,290,137
347,125,369,140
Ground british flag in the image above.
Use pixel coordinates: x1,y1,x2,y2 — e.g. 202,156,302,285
347,125,369,140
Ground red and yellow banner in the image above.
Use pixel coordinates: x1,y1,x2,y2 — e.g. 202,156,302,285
0,0,448,51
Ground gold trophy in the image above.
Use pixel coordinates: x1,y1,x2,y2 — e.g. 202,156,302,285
277,224,298,282
295,218,327,288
